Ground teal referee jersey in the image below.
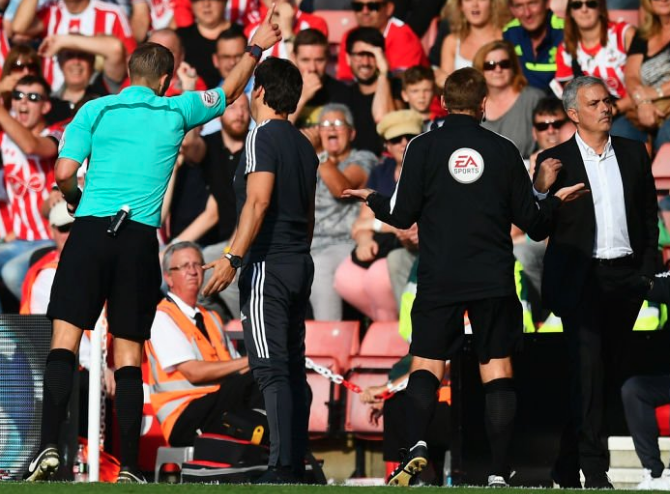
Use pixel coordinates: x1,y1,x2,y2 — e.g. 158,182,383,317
59,85,227,227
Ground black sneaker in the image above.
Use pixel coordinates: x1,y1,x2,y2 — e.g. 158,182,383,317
117,468,147,484
584,473,613,489
254,466,299,484
23,446,59,482
387,441,429,486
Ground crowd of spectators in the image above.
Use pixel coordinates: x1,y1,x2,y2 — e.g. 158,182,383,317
0,0,668,331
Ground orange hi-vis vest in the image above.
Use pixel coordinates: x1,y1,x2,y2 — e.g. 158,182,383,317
20,250,59,314
145,299,232,441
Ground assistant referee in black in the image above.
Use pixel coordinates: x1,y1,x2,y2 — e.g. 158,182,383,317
203,57,318,484
345,67,585,487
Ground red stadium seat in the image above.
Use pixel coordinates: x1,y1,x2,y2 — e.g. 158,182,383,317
657,404,670,436
653,143,670,192
305,321,360,435
608,9,639,26
305,320,360,372
345,321,408,436
358,321,409,357
315,10,357,45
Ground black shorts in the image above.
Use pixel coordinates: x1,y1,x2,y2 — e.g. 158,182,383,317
47,216,162,341
410,295,522,363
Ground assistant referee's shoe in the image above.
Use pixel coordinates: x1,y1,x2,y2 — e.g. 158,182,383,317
387,441,428,486
23,446,59,481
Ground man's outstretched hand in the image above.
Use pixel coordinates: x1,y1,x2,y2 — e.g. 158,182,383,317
555,183,589,203
342,188,375,201
202,257,236,297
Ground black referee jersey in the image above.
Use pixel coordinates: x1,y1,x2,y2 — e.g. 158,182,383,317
234,119,319,261
368,113,561,304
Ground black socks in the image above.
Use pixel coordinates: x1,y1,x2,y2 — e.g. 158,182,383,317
114,366,143,470
40,349,76,448
405,369,440,447
484,377,517,477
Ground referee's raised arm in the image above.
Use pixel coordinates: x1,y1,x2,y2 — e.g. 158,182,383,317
222,3,282,104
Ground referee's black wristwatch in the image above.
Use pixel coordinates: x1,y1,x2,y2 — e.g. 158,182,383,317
245,44,263,62
225,253,243,269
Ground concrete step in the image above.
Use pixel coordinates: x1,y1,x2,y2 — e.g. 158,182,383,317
609,436,670,469
607,467,645,489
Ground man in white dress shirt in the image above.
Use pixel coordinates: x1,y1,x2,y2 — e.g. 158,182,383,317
532,76,659,488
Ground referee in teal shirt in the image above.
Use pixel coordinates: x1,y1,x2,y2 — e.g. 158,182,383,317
24,7,280,484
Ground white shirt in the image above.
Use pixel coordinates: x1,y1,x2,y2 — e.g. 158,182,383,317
533,132,633,259
150,292,239,372
574,132,632,259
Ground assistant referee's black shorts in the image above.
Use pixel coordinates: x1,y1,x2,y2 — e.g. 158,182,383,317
47,216,162,341
410,294,523,363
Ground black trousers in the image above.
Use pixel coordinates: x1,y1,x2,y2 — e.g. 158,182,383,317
557,262,644,478
239,255,314,472
170,371,265,447
621,375,670,477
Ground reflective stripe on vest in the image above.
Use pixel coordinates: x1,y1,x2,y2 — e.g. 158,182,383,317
633,300,661,331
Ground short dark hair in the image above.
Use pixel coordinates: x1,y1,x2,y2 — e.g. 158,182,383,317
216,25,247,44
293,28,328,54
253,57,303,115
346,27,385,54
16,74,51,97
128,42,174,84
443,67,487,114
402,65,435,89
532,97,566,121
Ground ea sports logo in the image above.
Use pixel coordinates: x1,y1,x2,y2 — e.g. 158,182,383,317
448,147,484,184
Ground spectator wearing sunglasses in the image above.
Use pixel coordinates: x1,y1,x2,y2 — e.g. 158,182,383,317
0,45,41,107
311,103,377,321
475,40,545,161
513,98,574,306
334,109,423,322
555,0,643,143
336,0,428,81
20,200,73,315
0,75,62,309
502,0,564,93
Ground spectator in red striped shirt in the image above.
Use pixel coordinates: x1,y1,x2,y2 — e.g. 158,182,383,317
0,75,63,310
12,0,136,91
336,0,429,81
130,0,195,42
244,0,327,61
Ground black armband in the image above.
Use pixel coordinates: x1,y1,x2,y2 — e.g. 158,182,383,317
63,186,82,207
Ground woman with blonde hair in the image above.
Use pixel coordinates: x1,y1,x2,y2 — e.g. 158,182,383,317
436,0,507,87
474,40,544,160
624,0,670,150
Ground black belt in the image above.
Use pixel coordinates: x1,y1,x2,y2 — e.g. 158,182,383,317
593,255,635,267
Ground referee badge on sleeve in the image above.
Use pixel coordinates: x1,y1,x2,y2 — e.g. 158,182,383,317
448,148,484,184
200,90,220,108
